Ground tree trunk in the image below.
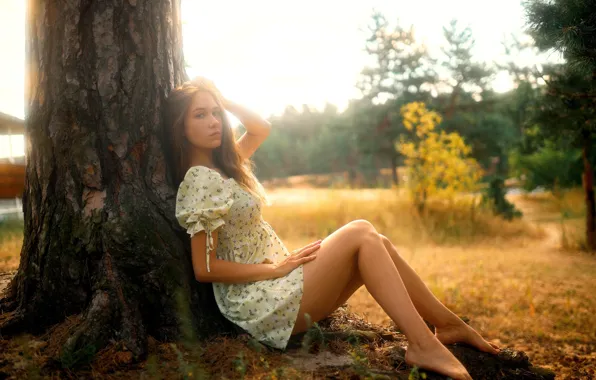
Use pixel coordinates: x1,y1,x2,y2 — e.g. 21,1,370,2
390,153,399,186
0,0,238,360
583,134,595,252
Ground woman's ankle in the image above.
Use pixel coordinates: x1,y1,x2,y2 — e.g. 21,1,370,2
407,331,442,350
434,315,466,330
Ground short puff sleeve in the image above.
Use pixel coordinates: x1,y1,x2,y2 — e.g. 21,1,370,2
175,166,234,273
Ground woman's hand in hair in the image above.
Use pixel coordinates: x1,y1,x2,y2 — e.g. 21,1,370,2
192,76,223,97
273,240,322,277
221,96,231,110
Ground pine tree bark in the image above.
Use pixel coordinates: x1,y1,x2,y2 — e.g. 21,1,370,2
0,0,238,359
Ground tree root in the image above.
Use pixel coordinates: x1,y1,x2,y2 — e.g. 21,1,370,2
0,273,25,337
0,309,26,338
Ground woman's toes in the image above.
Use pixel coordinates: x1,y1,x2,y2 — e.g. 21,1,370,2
477,338,499,354
436,323,500,355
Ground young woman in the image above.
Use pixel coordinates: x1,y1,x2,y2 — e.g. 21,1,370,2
165,77,500,380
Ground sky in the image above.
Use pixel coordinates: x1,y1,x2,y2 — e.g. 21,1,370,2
0,0,540,158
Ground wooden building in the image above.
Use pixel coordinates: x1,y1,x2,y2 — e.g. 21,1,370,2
0,111,25,203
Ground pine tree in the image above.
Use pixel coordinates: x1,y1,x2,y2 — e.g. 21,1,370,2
525,0,596,251
356,11,437,186
0,0,240,361
440,19,494,118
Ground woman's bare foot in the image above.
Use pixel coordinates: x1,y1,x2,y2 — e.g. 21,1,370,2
405,337,472,380
436,322,500,354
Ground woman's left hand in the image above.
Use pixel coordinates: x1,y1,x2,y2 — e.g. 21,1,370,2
221,96,232,111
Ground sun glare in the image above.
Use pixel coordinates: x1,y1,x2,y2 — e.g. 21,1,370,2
0,135,25,159
493,71,515,93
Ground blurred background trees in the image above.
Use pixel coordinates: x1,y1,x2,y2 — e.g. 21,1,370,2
247,3,595,250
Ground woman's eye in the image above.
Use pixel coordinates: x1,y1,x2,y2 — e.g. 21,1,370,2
195,113,204,119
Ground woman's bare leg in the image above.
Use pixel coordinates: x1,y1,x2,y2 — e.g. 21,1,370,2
292,220,472,380
379,235,499,354
329,233,499,354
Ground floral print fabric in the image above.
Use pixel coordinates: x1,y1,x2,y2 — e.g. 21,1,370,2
175,166,304,349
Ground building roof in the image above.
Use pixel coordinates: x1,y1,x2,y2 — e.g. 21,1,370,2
0,111,25,134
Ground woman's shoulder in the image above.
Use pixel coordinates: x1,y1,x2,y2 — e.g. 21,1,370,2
183,166,230,185
177,165,234,200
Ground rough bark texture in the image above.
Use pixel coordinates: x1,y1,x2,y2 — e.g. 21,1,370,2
0,0,239,359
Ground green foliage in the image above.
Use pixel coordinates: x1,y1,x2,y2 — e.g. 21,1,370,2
525,0,596,74
348,344,372,378
481,176,523,220
525,0,596,251
170,343,208,380
299,313,327,352
510,145,583,190
352,10,439,185
441,19,494,95
435,19,523,176
0,218,23,242
250,103,362,180
59,343,97,370
408,366,428,380
233,351,248,379
357,11,437,103
524,0,596,149
529,64,596,147
442,110,520,170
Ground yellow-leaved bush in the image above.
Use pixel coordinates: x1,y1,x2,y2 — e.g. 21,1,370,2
397,102,483,210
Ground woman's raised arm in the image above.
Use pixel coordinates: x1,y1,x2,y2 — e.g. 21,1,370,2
223,98,271,160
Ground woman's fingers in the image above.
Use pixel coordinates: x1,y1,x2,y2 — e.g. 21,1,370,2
296,243,321,258
292,240,322,256
300,254,317,264
302,239,323,251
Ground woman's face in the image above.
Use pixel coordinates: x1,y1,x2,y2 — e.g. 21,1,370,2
184,91,223,150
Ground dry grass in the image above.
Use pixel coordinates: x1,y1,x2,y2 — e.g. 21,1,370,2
512,188,587,251
513,188,585,221
0,218,22,272
264,187,544,247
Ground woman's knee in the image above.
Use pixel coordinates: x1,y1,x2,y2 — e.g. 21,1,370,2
348,219,381,244
348,219,377,234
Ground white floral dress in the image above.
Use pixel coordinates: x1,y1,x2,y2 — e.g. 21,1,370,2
175,165,304,350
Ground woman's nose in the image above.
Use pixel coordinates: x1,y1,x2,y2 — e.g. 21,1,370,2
209,115,220,126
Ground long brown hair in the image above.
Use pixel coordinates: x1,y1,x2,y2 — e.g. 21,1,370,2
164,77,268,205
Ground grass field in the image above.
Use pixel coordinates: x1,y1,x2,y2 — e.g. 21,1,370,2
0,187,594,378
0,218,22,272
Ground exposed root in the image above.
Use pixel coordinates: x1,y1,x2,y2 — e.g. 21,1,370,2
0,309,26,338
42,315,83,360
101,251,147,358
60,291,116,369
